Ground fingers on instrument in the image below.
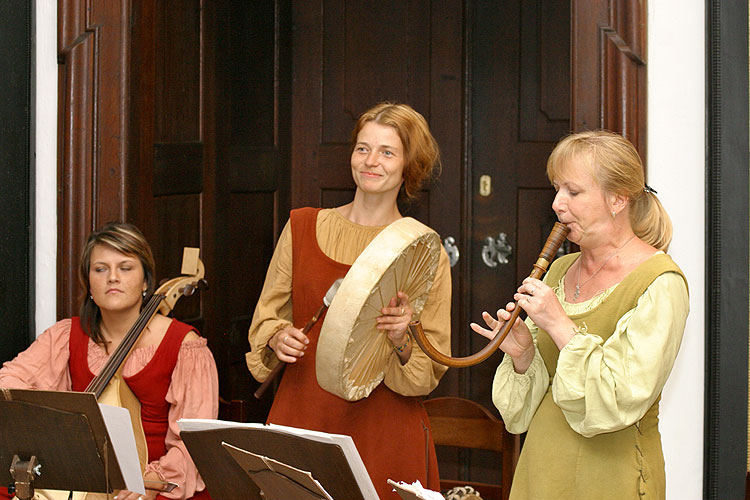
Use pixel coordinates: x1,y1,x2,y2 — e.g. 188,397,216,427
316,217,441,401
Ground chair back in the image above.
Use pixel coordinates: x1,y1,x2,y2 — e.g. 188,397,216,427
424,397,519,500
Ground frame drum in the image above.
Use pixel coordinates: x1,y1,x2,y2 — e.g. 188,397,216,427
316,217,441,401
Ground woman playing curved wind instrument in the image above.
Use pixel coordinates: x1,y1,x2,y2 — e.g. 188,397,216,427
472,131,689,500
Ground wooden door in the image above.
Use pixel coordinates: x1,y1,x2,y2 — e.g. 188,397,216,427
57,0,131,318
461,0,571,484
465,0,571,413
128,0,215,342
572,0,647,152
287,0,568,486
127,1,291,421
209,0,292,417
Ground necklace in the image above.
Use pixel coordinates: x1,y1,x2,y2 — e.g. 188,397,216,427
574,235,636,300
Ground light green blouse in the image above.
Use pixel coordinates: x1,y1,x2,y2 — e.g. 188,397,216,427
492,252,690,438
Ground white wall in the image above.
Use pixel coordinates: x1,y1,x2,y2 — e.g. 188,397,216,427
34,0,57,334
648,1,705,498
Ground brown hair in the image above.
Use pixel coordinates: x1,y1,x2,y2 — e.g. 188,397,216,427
78,222,156,346
351,102,441,199
546,130,673,251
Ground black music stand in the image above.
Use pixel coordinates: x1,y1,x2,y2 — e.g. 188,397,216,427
0,389,134,499
180,420,379,500
222,442,332,500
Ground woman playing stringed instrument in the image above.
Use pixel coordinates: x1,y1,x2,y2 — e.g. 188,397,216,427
246,102,452,500
0,223,218,500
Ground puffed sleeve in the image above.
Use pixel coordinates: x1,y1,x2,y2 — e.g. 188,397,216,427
491,338,550,434
552,272,689,437
383,247,452,396
146,338,219,500
0,319,72,391
245,221,294,381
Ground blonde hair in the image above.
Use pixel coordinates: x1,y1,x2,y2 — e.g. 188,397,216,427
546,130,673,251
351,102,441,199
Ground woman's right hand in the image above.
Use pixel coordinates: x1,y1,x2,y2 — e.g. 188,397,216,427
470,302,535,373
269,325,308,363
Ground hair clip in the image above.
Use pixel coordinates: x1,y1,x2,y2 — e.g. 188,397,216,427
644,184,658,194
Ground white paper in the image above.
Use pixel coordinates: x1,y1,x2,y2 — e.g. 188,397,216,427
178,418,379,499
389,480,444,500
99,404,146,495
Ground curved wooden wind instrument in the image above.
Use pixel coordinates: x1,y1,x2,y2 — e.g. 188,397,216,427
410,222,570,368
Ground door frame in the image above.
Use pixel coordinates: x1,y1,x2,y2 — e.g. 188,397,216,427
704,1,749,498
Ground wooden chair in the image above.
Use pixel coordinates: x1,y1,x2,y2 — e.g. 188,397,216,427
218,396,251,422
424,397,520,500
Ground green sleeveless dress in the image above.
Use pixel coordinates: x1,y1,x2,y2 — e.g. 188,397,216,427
509,252,687,500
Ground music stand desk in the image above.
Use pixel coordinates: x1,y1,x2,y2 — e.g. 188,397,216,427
0,389,138,499
179,419,379,500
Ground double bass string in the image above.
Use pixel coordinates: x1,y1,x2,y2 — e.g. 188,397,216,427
86,293,165,396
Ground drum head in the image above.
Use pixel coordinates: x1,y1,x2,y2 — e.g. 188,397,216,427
316,217,441,401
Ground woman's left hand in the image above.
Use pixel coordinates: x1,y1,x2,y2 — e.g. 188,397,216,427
376,291,413,360
514,278,566,330
514,277,577,349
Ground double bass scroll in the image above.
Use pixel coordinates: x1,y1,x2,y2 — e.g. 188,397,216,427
410,222,570,368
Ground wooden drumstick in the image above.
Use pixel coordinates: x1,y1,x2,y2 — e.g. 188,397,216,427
254,278,343,399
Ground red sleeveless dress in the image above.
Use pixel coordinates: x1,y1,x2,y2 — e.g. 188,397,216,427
69,317,211,500
267,207,440,500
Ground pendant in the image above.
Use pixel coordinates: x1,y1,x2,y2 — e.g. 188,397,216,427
574,285,580,300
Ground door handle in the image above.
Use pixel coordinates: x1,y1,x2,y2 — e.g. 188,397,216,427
482,233,512,267
442,236,459,267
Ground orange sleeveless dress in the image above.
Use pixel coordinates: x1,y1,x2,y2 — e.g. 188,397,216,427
267,207,440,500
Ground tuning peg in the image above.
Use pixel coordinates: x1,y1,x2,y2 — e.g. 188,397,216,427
182,284,196,297
197,278,209,291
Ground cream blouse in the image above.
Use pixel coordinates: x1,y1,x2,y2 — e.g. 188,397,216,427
492,255,689,438
0,319,219,500
245,208,452,397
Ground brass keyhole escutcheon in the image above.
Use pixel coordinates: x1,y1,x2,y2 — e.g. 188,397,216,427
479,175,491,197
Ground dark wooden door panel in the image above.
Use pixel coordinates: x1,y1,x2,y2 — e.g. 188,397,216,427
129,0,211,330
58,0,131,318
319,1,431,143
458,1,570,485
572,0,647,152
210,0,291,417
467,0,570,413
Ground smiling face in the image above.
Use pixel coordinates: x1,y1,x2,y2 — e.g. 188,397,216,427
350,121,405,198
88,244,147,316
551,158,617,248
